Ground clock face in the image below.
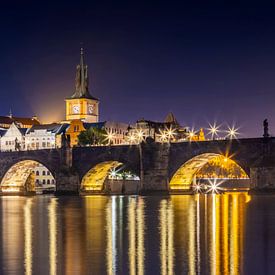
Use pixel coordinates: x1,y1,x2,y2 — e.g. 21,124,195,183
72,105,80,114
88,104,94,114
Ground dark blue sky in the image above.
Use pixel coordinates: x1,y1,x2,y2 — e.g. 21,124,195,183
1,1,275,136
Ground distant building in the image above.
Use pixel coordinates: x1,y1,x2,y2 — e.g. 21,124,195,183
65,48,99,123
0,122,27,151
0,114,40,129
25,123,69,150
66,119,128,146
103,121,129,145
65,119,87,146
127,112,189,142
0,128,7,151
33,164,56,192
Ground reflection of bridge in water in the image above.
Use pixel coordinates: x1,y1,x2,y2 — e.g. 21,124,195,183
0,193,255,274
0,137,274,194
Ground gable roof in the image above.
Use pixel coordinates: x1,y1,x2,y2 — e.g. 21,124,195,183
27,123,69,134
0,116,40,127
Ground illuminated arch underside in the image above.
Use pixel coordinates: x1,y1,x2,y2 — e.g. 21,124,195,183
169,153,248,190
1,160,44,192
81,161,123,191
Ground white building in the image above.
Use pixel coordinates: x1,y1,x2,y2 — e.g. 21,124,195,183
0,122,27,151
33,164,56,192
25,123,69,150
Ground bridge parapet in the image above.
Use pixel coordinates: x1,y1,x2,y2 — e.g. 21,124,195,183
0,138,275,194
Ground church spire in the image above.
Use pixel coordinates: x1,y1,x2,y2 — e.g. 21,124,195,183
71,48,95,99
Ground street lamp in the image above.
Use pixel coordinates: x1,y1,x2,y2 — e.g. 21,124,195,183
104,130,115,145
207,123,220,140
226,125,240,139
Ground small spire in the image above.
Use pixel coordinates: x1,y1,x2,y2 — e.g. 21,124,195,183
9,108,12,118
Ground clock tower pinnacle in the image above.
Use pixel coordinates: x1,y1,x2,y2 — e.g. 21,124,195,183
65,48,99,122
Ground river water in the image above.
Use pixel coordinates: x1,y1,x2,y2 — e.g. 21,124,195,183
0,193,274,275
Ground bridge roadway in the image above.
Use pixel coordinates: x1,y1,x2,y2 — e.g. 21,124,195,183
0,137,274,194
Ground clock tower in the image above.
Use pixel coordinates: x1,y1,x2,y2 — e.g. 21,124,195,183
65,48,99,122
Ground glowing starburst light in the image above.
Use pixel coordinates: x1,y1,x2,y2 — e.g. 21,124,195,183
165,126,176,141
226,125,240,139
158,129,168,143
188,129,196,141
193,183,203,193
127,133,137,144
136,130,145,143
104,131,115,145
206,179,224,194
207,123,220,140
109,168,118,179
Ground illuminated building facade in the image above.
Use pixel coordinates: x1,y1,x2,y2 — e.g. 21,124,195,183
33,164,55,191
0,115,40,129
127,112,189,142
65,48,99,123
66,119,128,146
0,122,27,151
25,123,69,150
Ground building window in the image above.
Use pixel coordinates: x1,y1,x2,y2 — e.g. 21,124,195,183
52,179,55,184
42,171,46,176
43,179,46,184
47,179,50,185
36,171,39,176
47,171,50,175
42,142,46,148
74,125,80,132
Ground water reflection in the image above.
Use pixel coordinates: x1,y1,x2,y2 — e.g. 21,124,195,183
1,192,274,275
24,198,33,275
48,198,57,275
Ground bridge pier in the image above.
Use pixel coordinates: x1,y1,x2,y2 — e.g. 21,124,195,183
250,167,275,190
55,148,79,194
141,143,170,193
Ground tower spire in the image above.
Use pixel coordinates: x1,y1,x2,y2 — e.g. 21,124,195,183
71,47,92,99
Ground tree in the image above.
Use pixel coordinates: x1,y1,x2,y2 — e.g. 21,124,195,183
78,127,108,146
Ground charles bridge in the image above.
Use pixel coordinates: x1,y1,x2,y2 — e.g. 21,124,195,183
0,137,275,194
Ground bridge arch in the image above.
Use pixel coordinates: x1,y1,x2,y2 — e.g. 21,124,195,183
1,159,55,193
169,153,249,190
80,160,140,192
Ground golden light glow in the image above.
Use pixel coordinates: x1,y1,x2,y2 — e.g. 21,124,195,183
126,133,137,144
170,153,249,190
128,197,145,275
48,198,57,275
104,131,115,145
1,160,52,193
159,199,174,275
169,194,249,273
165,126,176,142
158,129,168,143
206,179,225,194
106,197,117,274
24,198,33,275
81,161,123,191
136,129,145,143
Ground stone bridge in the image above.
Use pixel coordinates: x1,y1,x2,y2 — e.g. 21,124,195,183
0,137,274,194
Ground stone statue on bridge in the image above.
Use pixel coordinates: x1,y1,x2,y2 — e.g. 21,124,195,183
263,119,270,138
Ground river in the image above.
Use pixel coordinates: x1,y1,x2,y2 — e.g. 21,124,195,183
0,193,274,274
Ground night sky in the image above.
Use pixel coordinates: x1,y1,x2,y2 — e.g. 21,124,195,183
1,2,275,137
